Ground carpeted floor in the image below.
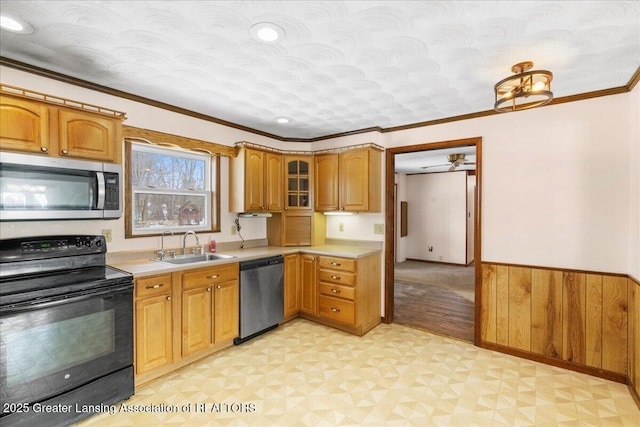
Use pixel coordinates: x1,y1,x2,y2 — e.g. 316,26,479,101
394,260,475,301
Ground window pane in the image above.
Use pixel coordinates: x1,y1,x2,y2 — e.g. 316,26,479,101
133,192,207,230
131,149,206,191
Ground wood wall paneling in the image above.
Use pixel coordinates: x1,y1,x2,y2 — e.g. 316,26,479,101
508,267,532,351
585,274,603,369
531,269,563,358
562,272,586,365
480,264,497,343
629,278,640,404
495,265,509,346
601,276,627,374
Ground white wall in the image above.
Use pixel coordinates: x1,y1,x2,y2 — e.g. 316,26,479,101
395,173,408,262
1,66,636,279
467,174,475,263
0,66,292,251
404,171,467,264
377,95,632,275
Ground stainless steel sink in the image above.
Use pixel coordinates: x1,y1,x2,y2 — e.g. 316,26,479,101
152,253,236,265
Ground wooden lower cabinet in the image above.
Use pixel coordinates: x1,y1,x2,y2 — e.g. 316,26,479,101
134,274,173,377
133,263,239,386
298,252,381,336
182,285,213,357
300,254,318,315
283,253,300,319
214,280,240,342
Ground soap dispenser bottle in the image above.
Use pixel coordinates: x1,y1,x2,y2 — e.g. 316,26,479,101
208,238,216,253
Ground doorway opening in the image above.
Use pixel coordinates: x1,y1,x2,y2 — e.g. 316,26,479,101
384,137,482,345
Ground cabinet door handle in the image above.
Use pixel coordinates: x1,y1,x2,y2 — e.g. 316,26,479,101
216,285,221,289
331,262,341,266
41,146,48,152
331,288,340,294
166,296,172,301
146,283,164,289
331,307,341,313
207,287,212,292
331,275,340,280
61,149,68,155
206,274,219,279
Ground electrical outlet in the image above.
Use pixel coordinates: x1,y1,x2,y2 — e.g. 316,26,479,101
231,224,237,235
373,224,384,234
102,229,112,242
338,222,344,232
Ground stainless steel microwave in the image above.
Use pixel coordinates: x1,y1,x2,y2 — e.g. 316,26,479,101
0,152,122,221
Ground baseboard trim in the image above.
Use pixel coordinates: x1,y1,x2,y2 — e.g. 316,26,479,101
479,341,627,384
405,258,469,267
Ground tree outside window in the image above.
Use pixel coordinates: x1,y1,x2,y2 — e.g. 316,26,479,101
127,142,219,236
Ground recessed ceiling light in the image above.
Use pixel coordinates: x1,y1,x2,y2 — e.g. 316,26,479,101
0,15,34,34
276,117,291,124
250,22,285,43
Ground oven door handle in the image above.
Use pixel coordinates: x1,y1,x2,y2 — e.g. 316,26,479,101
1,284,133,313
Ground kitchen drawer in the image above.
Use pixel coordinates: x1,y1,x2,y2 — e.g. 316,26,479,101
318,295,356,325
318,256,356,272
182,263,238,290
318,269,356,286
136,274,172,298
319,282,355,301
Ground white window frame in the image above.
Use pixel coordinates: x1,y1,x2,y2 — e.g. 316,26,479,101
129,142,214,236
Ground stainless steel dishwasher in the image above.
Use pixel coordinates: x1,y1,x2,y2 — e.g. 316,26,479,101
234,255,284,345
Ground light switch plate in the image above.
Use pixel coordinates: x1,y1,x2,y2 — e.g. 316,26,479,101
373,224,384,234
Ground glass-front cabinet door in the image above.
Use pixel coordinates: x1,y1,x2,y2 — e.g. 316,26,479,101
285,156,313,210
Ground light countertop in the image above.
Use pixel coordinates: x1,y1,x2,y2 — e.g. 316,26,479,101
109,244,381,278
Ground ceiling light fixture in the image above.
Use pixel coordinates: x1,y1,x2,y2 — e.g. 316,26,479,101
276,117,290,124
0,15,34,34
250,22,285,43
494,61,553,112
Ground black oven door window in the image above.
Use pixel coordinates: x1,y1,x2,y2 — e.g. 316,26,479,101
0,286,133,404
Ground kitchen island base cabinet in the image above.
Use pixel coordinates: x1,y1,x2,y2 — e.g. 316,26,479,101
299,252,381,336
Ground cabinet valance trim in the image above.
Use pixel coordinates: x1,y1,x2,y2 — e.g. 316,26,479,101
1,83,127,120
124,125,238,158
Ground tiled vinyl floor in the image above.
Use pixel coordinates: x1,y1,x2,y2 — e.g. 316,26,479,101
78,319,639,426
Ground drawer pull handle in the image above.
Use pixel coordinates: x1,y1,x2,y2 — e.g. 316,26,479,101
166,296,172,301
331,307,341,313
331,275,340,280
331,289,341,294
207,274,219,279
331,262,341,266
146,284,164,289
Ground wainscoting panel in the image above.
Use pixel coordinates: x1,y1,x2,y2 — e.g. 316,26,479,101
629,276,640,404
480,263,628,376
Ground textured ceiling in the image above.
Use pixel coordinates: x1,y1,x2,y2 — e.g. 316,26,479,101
0,1,639,140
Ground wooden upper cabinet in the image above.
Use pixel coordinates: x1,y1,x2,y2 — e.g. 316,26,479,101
284,155,313,211
0,88,125,163
0,95,50,154
244,148,265,212
341,149,370,212
265,151,283,211
314,147,381,212
230,146,282,213
58,108,121,163
314,153,340,211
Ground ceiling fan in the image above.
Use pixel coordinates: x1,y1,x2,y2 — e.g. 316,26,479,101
420,153,476,172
